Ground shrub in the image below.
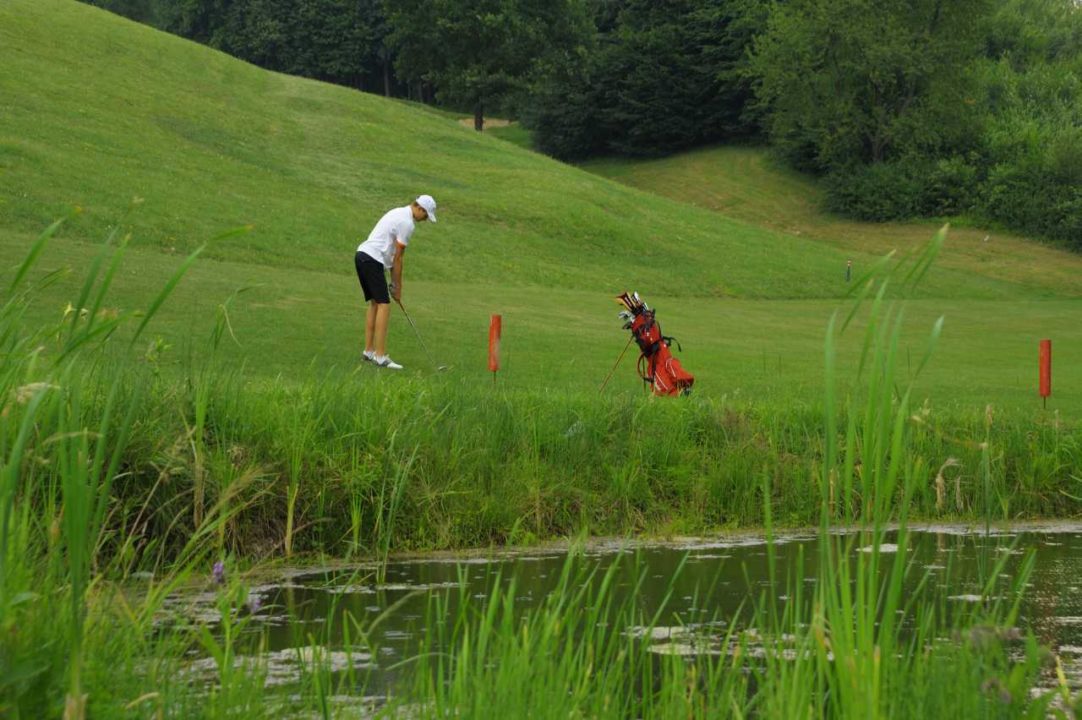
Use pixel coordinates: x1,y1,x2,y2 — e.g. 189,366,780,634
923,156,980,216
980,148,1082,250
826,155,986,222
823,161,929,221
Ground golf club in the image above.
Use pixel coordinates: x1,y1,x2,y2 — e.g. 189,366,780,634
599,334,634,393
395,299,449,372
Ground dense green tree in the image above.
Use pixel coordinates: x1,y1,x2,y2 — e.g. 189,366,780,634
523,0,768,159
385,0,592,131
751,0,1082,246
215,0,380,88
519,51,602,159
974,0,1082,247
984,0,1082,64
749,0,992,172
82,0,178,27
162,0,232,44
87,0,403,94
599,0,766,155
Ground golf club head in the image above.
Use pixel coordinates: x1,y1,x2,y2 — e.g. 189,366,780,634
617,291,647,315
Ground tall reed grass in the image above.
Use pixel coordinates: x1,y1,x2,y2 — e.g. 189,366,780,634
18,372,1078,566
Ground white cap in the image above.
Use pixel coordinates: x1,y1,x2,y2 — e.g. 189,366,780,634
416,194,437,223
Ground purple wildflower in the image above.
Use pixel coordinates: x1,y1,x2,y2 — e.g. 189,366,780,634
212,560,225,585
247,594,262,614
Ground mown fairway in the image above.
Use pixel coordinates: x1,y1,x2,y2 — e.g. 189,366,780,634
1,0,1080,415
3,231,1080,411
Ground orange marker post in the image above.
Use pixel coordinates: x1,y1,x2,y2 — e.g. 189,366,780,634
1039,339,1052,408
489,314,502,384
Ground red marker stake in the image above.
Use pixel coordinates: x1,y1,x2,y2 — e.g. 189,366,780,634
489,315,502,384
1039,339,1052,409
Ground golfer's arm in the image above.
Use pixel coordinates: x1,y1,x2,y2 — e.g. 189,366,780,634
390,241,405,292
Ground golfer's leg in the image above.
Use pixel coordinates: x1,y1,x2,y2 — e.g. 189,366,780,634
374,302,391,357
364,301,377,353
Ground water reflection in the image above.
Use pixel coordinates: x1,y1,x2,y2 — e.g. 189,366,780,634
163,525,1082,697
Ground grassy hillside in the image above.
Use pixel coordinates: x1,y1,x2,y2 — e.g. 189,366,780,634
0,0,839,300
1,0,1080,413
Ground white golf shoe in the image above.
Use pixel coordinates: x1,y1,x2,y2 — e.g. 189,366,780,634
375,355,403,370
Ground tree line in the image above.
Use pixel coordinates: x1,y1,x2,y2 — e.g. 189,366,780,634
84,0,1082,248
85,0,404,97
83,0,591,129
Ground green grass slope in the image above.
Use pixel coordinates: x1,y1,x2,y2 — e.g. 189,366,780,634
1,0,1080,412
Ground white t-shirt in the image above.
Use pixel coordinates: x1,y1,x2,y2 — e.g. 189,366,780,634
357,206,415,269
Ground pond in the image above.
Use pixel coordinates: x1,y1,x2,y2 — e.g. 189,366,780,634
162,523,1082,705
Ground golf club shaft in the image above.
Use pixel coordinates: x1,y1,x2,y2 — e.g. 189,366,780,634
599,334,635,393
395,299,440,369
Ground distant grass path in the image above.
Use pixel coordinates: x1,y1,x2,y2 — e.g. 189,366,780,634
584,146,1082,298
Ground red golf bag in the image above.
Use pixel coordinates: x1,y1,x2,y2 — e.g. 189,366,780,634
617,292,694,397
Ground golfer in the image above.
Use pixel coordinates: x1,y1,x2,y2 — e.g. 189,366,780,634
355,195,437,369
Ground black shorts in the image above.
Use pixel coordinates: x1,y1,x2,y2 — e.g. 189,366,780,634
355,251,389,304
